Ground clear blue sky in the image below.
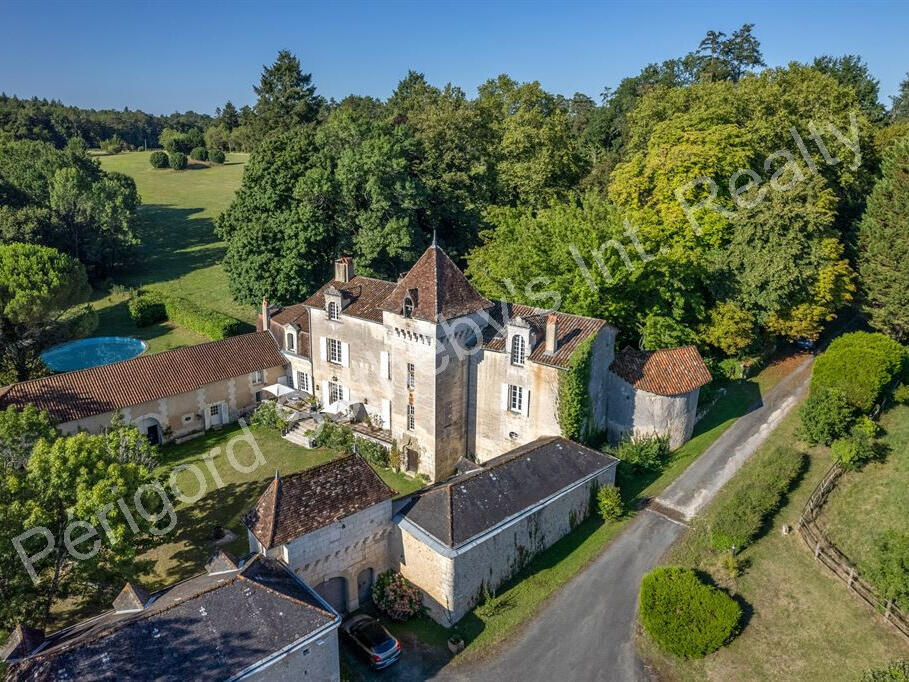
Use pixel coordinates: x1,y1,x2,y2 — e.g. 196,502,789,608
1,0,907,114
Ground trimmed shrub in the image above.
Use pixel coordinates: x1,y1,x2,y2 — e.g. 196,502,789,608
798,388,857,445
597,485,623,521
161,295,251,339
149,150,169,168
354,436,389,467
864,531,909,611
811,332,906,412
190,146,208,161
250,401,285,430
862,659,909,682
373,570,422,621
709,446,805,551
169,151,188,170
128,292,166,327
895,384,909,405
611,435,670,472
209,149,226,164
639,566,742,658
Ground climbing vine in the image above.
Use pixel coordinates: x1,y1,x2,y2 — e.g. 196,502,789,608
557,336,594,443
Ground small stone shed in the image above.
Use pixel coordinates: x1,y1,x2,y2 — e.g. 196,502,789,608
606,345,712,449
395,436,619,625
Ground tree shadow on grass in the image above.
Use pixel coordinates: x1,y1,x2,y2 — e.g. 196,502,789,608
119,205,226,288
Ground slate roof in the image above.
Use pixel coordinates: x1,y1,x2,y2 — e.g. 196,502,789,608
609,345,712,396
0,332,286,424
481,302,612,370
245,454,395,549
303,275,397,324
402,436,617,548
4,555,336,682
380,245,493,322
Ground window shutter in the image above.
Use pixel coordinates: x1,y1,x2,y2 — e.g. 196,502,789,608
342,385,350,401
319,337,327,362
381,399,391,429
380,351,389,379
523,388,531,417
341,342,350,368
321,380,329,403
500,383,508,411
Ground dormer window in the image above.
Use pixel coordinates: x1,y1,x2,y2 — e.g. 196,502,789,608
403,292,416,319
285,331,295,352
328,301,340,321
511,334,526,366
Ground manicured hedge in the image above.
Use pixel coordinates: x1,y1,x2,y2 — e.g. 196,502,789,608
127,291,251,340
811,332,906,413
209,149,226,164
709,446,805,551
798,388,857,445
639,566,742,658
190,146,208,161
127,291,166,327
149,150,169,168
162,295,251,339
169,151,187,170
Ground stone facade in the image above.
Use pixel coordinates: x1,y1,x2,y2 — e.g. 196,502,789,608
57,365,286,443
604,371,700,449
397,461,618,624
253,500,396,614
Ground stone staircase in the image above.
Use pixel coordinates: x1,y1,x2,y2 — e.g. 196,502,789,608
282,421,314,447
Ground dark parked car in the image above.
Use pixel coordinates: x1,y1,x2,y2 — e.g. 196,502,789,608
341,614,401,670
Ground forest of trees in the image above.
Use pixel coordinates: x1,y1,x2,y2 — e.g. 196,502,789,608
217,28,909,357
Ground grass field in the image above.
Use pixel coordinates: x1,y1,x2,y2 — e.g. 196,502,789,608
92,150,252,351
639,406,909,681
820,403,909,575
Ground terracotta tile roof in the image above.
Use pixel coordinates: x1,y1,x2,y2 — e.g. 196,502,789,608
4,555,336,681
269,303,309,329
481,302,611,370
244,454,394,549
303,275,397,324
380,245,493,322
609,345,712,396
0,332,286,424
260,304,311,357
402,437,617,548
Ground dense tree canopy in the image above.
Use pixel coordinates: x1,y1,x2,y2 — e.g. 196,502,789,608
252,50,323,142
858,133,909,341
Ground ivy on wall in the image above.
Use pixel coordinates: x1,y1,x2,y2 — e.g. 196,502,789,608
557,336,594,443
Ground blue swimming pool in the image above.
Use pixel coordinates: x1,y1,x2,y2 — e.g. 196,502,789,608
41,337,148,372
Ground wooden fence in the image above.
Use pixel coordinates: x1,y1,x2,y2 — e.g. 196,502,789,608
797,462,909,640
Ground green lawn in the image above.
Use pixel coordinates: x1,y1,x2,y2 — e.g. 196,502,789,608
141,423,421,589
95,150,253,344
640,406,909,681
820,403,909,574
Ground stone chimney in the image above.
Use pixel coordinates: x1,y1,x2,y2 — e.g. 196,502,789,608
334,256,354,283
545,313,558,354
0,624,44,663
113,582,150,613
261,297,270,332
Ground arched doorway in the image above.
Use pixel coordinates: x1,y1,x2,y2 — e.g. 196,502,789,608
315,576,348,614
134,416,163,445
357,568,374,606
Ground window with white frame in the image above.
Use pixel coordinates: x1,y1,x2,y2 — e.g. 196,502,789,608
251,369,264,384
407,403,415,431
406,362,415,389
327,338,343,365
509,384,524,413
285,331,295,352
328,381,344,405
510,334,526,366
328,301,340,321
296,371,311,393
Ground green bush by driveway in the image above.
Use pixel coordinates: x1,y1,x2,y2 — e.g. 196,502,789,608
811,332,905,412
639,566,742,658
